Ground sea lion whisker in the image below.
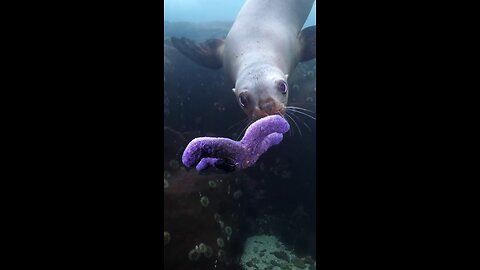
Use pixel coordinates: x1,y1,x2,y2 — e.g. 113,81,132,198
287,106,316,115
286,108,316,119
237,120,253,141
288,103,317,108
286,106,316,115
227,117,249,131
284,113,293,136
286,112,302,137
288,110,311,132
233,118,250,139
283,115,293,136
289,109,317,121
287,105,315,112
288,109,317,121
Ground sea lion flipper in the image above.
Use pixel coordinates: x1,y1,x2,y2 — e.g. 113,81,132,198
171,37,224,69
298,25,316,62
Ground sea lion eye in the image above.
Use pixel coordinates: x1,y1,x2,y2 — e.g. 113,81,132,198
277,81,288,94
239,92,249,107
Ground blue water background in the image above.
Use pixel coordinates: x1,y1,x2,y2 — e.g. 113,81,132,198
164,0,316,27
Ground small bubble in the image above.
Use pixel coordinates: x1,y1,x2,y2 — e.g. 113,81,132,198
204,246,213,258
225,226,232,236
198,243,207,253
164,179,169,189
164,231,171,246
217,250,226,261
208,180,217,188
233,190,242,200
217,237,224,248
200,196,210,207
188,249,200,261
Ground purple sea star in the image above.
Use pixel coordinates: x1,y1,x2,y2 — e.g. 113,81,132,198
182,115,290,172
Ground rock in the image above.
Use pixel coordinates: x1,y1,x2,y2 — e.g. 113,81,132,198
272,251,289,262
291,257,306,269
271,260,281,267
280,261,290,270
304,256,315,265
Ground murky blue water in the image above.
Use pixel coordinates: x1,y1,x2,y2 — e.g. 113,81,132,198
165,0,316,27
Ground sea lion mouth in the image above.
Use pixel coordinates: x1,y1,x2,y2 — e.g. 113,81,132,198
252,105,286,120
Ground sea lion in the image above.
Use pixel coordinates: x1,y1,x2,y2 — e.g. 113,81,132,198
171,0,316,120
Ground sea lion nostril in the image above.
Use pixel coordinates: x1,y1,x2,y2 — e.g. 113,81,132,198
259,99,276,113
265,102,274,111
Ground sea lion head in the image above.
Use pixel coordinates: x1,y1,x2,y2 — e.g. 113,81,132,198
234,65,288,121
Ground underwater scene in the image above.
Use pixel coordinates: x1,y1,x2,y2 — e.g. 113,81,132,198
164,1,316,269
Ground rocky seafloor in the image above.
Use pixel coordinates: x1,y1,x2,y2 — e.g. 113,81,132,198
241,235,316,270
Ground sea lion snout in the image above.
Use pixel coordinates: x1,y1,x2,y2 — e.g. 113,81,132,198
255,98,286,119
259,98,275,113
